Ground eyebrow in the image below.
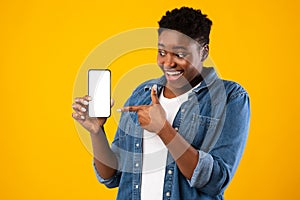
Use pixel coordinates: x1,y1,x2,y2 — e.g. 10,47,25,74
158,43,188,51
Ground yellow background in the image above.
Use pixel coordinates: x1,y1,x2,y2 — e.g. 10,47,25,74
1,0,300,199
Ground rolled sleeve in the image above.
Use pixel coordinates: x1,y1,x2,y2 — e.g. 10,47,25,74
198,90,250,196
93,161,121,188
188,150,214,188
184,84,250,197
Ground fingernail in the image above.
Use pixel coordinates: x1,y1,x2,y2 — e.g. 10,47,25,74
111,99,115,107
153,84,157,92
116,108,122,112
75,98,79,102
83,100,89,105
81,107,87,112
80,115,85,120
87,96,92,101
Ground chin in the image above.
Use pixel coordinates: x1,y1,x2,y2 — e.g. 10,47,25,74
166,77,191,90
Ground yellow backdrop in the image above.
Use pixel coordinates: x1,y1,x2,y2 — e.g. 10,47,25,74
1,0,299,199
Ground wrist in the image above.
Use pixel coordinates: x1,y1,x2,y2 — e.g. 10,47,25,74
157,121,171,137
90,125,105,136
157,122,177,145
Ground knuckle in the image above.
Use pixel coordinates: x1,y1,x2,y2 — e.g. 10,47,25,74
72,103,77,108
73,104,80,111
84,95,92,101
75,97,82,102
72,112,79,119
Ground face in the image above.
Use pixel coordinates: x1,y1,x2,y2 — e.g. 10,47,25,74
157,29,207,91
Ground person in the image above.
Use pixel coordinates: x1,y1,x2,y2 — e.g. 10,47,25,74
72,7,250,200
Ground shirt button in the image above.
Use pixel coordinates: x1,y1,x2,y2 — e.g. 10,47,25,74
166,192,171,197
174,127,178,131
168,170,173,175
181,109,185,112
135,185,139,189
135,143,139,147
135,163,139,167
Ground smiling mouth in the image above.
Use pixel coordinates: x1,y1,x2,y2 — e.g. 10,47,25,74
165,70,184,81
166,71,182,75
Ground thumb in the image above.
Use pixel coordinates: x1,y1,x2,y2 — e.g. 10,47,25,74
111,99,115,107
151,84,160,104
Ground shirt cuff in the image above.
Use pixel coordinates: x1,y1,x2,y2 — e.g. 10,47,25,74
187,150,214,188
93,160,120,185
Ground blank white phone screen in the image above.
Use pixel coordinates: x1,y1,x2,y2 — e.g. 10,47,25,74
88,69,111,117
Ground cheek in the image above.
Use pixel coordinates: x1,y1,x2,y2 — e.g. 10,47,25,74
157,60,163,71
176,58,192,69
178,54,195,66
157,55,163,66
191,54,202,66
180,62,199,76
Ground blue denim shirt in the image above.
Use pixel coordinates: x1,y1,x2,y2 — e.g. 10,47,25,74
93,67,250,200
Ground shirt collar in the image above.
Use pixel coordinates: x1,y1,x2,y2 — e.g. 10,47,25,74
193,67,219,93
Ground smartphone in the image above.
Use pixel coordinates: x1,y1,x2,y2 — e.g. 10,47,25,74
88,69,111,117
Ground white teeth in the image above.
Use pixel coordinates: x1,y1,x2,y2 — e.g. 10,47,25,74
166,71,182,76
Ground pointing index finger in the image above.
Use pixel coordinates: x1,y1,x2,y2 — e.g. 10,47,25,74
117,106,142,112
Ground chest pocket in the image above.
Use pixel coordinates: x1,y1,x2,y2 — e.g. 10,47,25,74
117,112,138,147
179,113,219,149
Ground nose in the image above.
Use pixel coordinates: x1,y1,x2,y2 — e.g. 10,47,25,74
162,52,176,68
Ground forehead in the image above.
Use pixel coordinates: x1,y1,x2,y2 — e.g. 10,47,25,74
158,29,198,49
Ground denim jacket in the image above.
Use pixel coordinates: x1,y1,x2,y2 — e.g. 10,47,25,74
94,67,250,200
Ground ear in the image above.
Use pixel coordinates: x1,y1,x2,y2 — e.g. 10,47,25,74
200,44,209,62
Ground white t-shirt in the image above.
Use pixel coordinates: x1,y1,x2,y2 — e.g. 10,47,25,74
141,86,195,200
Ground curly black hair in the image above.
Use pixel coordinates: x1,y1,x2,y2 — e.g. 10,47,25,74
158,7,212,45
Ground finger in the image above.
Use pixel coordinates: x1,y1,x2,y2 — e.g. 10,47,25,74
117,105,143,112
72,102,88,113
72,112,86,120
151,84,160,104
111,99,115,107
75,96,90,106
84,95,92,101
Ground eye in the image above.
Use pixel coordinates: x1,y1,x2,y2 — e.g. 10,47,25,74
175,52,187,58
158,49,166,56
